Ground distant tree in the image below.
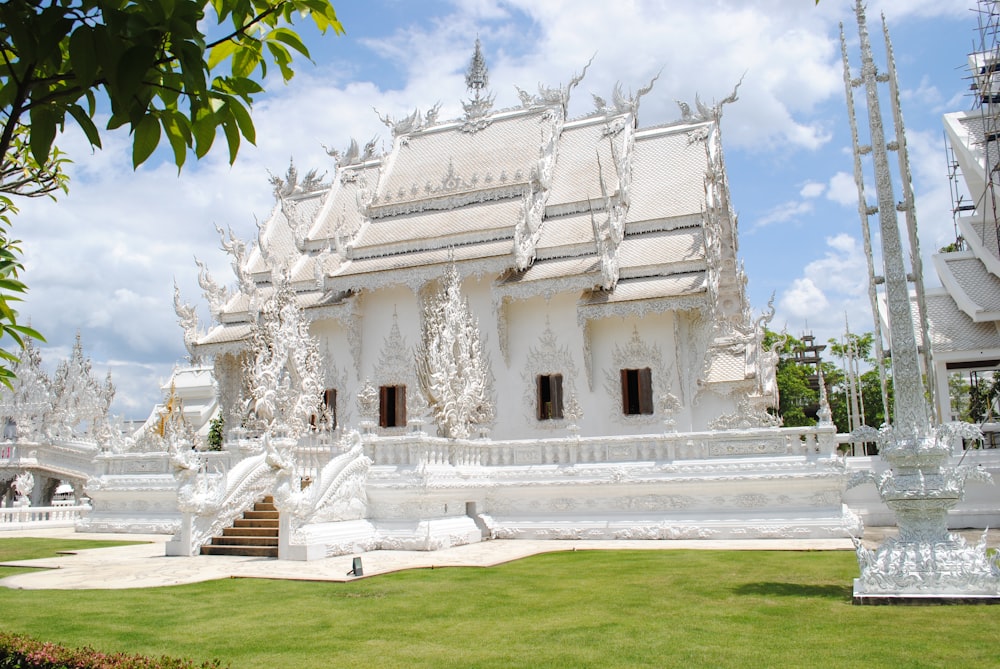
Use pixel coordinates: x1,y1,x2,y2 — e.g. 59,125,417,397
766,328,894,435
764,330,818,427
0,0,343,385
949,372,972,422
825,331,893,433
967,372,1000,424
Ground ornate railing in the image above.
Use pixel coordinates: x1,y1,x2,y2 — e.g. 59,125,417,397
0,503,91,528
359,424,839,467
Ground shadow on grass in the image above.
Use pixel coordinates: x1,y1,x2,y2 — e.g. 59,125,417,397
734,581,852,600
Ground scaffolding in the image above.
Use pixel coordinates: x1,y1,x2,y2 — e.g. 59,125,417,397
942,0,1000,437
956,0,1000,255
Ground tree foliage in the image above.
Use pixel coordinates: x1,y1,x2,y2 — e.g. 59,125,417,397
0,0,343,384
0,0,343,172
765,328,894,435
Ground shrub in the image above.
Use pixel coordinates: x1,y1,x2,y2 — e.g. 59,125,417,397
207,415,224,451
0,632,226,669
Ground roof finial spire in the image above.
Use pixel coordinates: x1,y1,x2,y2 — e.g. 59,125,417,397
461,37,495,132
465,37,489,100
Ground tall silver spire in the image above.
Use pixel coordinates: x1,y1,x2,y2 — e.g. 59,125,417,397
462,38,495,131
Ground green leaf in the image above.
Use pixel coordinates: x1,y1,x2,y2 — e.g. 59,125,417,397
117,45,157,98
267,27,310,59
6,323,44,341
226,99,256,146
28,105,59,167
220,113,240,164
265,41,294,81
160,111,190,170
132,115,161,168
208,39,238,71
68,26,98,86
231,42,262,79
66,104,103,150
192,107,216,159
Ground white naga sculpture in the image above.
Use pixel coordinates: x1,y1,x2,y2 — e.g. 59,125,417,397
12,471,34,504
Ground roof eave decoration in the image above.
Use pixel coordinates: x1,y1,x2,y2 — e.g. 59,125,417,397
512,59,597,271
516,54,594,116
592,70,660,126
325,136,380,168
375,104,444,138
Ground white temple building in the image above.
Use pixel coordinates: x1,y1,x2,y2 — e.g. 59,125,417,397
0,44,876,557
186,44,777,442
930,14,1000,432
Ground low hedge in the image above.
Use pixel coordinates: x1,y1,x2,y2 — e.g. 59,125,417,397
0,632,226,669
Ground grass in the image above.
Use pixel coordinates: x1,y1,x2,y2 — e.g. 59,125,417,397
0,537,144,576
0,542,998,668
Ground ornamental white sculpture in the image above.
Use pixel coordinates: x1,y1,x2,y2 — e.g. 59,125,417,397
0,338,52,442
12,471,33,504
416,264,495,439
843,1,1000,601
243,265,324,440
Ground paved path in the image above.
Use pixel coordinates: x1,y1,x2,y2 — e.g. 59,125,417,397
0,529,859,590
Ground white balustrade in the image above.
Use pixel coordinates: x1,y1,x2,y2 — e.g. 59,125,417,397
0,504,91,528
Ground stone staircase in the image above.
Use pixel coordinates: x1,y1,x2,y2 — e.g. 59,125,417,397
200,496,279,558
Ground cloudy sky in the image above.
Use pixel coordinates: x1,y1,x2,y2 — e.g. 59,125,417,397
9,0,982,418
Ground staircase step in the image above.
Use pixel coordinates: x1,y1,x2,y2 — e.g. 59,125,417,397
200,496,281,559
233,518,279,529
209,535,279,547
200,544,278,558
222,526,278,538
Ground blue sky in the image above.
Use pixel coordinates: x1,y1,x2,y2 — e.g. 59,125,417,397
9,0,981,418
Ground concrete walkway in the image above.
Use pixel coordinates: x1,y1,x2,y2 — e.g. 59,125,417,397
0,528,860,590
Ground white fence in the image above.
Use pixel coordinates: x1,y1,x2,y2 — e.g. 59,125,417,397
0,503,91,529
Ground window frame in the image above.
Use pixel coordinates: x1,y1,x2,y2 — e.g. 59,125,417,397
379,384,407,428
536,373,564,421
621,367,654,416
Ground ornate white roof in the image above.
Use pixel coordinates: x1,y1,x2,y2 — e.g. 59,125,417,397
922,288,1000,353
933,251,1000,322
193,52,749,369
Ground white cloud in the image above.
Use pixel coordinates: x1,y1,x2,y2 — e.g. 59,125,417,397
827,171,859,206
752,200,814,229
775,233,875,342
800,182,826,198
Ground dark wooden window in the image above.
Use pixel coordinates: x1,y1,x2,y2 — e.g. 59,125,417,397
379,385,406,428
621,368,653,415
536,374,564,420
310,388,337,429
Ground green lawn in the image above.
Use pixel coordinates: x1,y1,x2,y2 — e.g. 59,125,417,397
0,537,144,576
0,540,997,668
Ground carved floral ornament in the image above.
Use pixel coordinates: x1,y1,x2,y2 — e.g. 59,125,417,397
521,320,581,429
602,327,677,426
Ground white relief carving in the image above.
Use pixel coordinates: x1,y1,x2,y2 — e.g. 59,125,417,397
520,319,579,430
602,327,677,426
416,266,495,438
375,311,425,423
273,430,371,529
